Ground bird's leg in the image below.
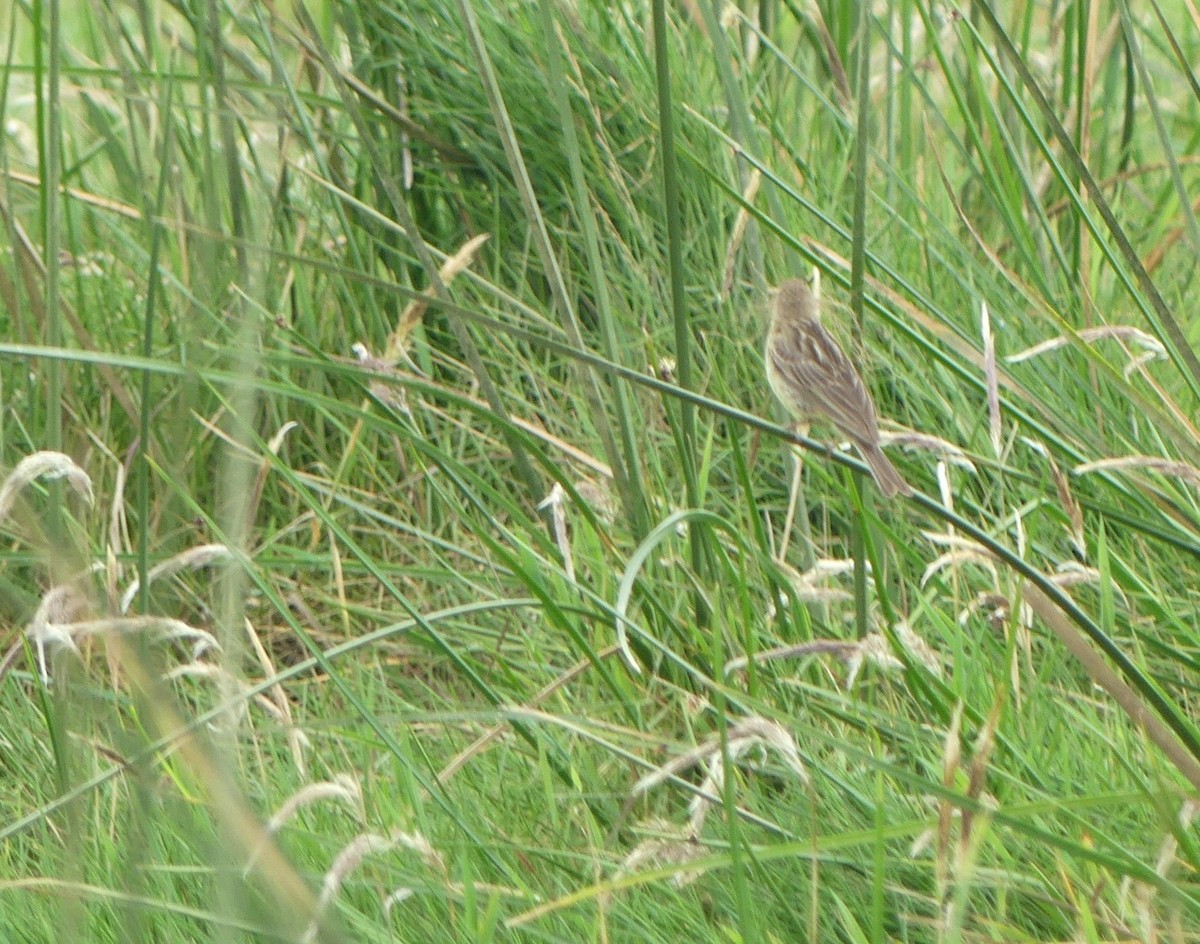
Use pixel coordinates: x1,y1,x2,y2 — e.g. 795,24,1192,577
778,423,814,567
778,445,802,561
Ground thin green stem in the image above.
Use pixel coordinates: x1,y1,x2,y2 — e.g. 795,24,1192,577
135,61,176,615
652,0,707,625
850,0,872,638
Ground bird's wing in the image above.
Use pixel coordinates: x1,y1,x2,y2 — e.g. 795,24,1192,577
769,323,881,443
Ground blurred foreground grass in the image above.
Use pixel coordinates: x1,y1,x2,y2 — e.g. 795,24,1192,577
1,2,1200,941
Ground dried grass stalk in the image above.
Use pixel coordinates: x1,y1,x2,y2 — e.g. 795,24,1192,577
0,451,93,522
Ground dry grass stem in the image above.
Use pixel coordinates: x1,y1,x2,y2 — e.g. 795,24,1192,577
961,698,1002,849
1024,583,1200,793
844,623,942,687
844,634,904,687
921,531,995,551
981,301,1001,456
382,888,415,913
724,639,857,676
936,703,963,872
721,168,761,299
397,70,413,189
108,457,130,590
537,483,575,583
0,451,93,522
1149,803,1196,899
893,622,943,676
1019,436,1049,458
632,717,809,835
1049,561,1097,587
1047,456,1086,556
1075,455,1200,487
243,615,309,777
416,381,613,478
25,584,91,683
616,819,705,889
301,829,445,944
881,430,976,472
248,421,301,523
120,543,235,614
614,613,642,676
773,556,865,606
268,775,363,835
1127,798,1199,938
1046,562,1129,606
160,662,253,730
435,646,621,786
1006,325,1166,377
921,547,999,588
245,775,363,874
27,612,220,684
302,832,394,944
387,232,490,356
385,878,535,915
936,461,954,515
5,167,142,219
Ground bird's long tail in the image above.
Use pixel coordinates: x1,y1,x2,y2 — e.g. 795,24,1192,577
857,441,913,498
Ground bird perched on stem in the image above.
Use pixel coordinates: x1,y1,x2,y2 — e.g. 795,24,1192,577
764,278,912,498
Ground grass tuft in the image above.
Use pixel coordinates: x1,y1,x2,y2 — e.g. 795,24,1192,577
3,2,1200,940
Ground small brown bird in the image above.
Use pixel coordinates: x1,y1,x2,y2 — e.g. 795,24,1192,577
765,278,912,498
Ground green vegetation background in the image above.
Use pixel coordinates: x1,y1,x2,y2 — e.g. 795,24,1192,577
1,1,1199,941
